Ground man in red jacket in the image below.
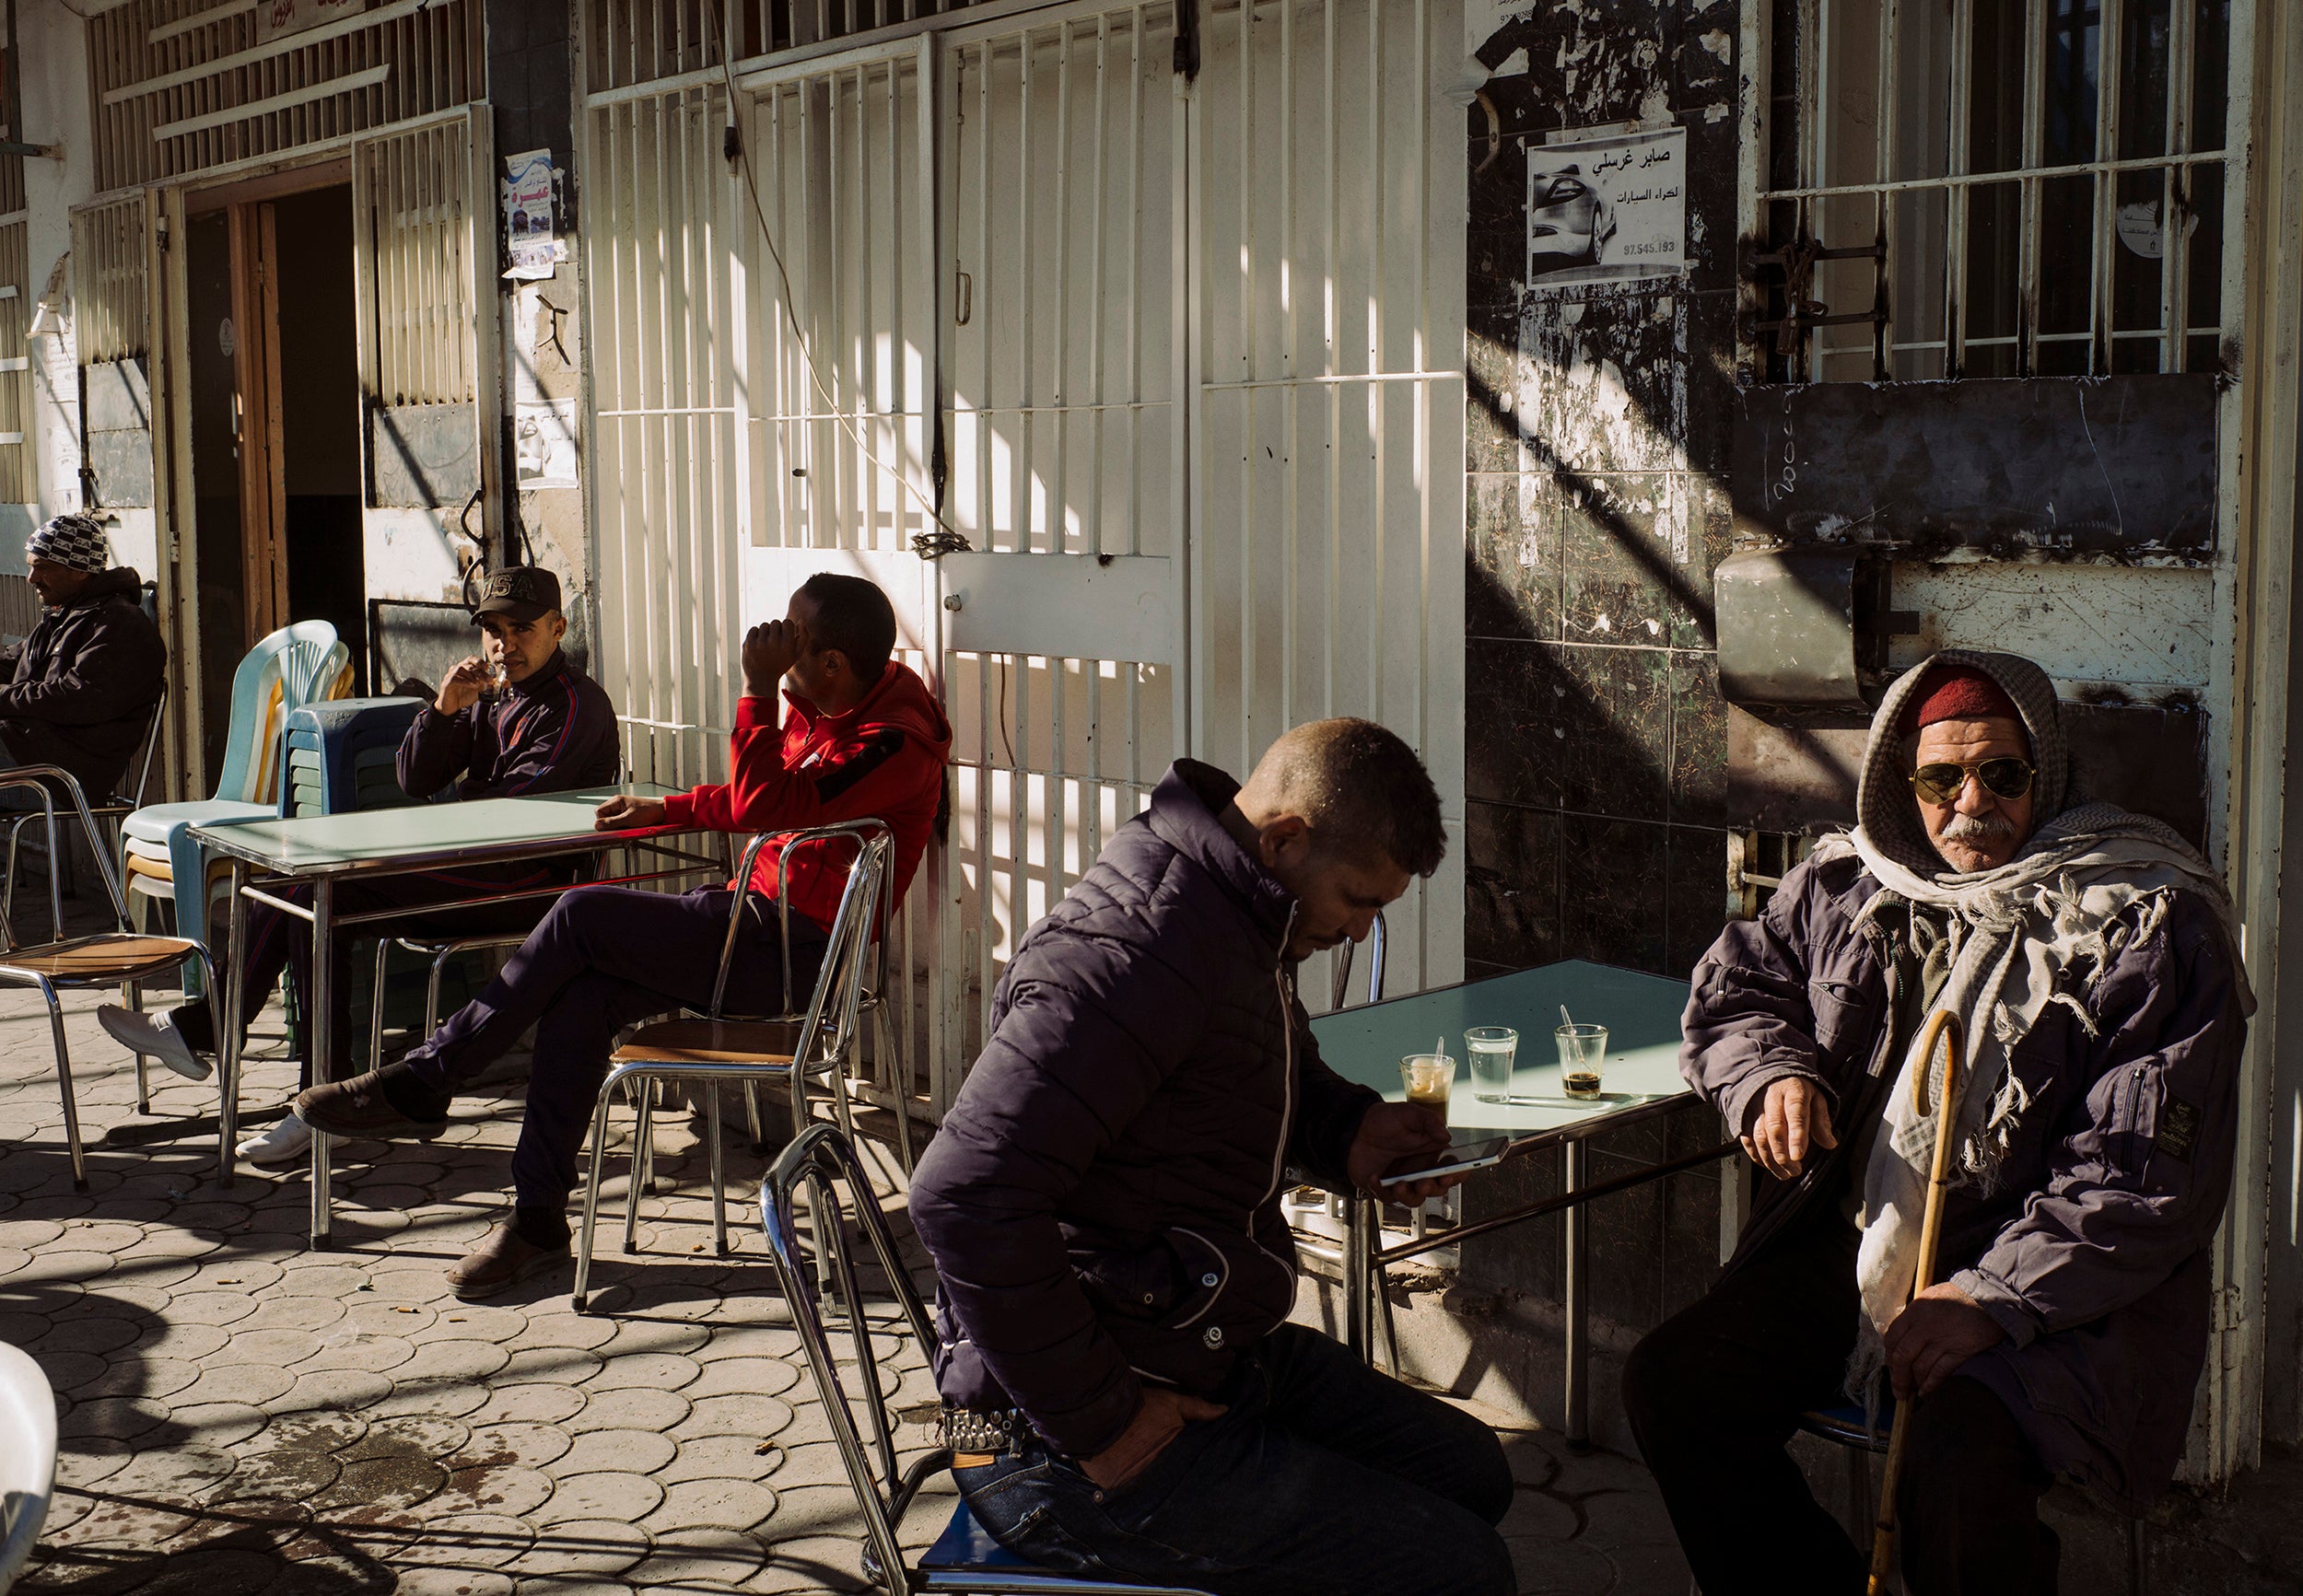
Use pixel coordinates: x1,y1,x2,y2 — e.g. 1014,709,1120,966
298,573,951,1299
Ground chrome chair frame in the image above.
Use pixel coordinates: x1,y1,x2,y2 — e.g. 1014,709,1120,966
570,822,889,1310
0,766,223,1188
759,1123,1215,1595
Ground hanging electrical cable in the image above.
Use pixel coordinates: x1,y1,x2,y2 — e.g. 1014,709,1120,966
705,0,972,558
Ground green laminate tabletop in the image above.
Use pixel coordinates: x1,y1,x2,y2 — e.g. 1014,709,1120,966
1308,958,1695,1147
188,786,686,877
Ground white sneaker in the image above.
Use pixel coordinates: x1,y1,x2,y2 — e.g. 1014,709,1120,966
98,1004,211,1082
238,1110,313,1166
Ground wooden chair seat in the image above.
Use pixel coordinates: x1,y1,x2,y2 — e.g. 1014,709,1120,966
611,1018,800,1066
0,934,206,984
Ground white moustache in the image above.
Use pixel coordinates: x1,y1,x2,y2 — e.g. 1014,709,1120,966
1939,810,2017,841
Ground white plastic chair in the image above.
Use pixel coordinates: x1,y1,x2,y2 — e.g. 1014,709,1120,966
0,1341,57,1594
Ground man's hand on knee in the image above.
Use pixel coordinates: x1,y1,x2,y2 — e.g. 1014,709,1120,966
1883,1283,2005,1401
1081,1386,1227,1493
1740,1076,1836,1182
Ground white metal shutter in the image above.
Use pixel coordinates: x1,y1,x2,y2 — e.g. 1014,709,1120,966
1187,0,1467,996
352,107,501,599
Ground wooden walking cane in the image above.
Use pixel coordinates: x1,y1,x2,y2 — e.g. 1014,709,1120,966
1866,1009,1966,1596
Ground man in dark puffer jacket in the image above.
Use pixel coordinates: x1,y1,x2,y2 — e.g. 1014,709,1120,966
911,718,1514,1596
0,514,166,802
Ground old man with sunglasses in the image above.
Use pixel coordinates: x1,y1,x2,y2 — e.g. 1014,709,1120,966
1623,651,2250,1596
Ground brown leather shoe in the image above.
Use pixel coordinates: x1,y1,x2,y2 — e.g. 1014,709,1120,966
446,1222,570,1301
295,1066,449,1141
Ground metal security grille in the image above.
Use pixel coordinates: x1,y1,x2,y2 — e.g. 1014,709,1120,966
355,114,477,408
1191,0,1466,993
586,76,753,784
581,0,1466,1111
69,198,151,367
86,0,484,193
583,0,988,93
1756,0,2235,380
0,215,26,504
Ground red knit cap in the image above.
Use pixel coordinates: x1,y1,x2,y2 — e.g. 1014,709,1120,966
1896,664,2024,739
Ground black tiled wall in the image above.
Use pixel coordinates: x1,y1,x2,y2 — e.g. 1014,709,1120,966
1457,2,1740,1333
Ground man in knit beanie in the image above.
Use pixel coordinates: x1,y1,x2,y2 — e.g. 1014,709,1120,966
0,514,167,801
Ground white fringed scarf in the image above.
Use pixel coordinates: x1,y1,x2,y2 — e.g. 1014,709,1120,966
1823,653,2250,1397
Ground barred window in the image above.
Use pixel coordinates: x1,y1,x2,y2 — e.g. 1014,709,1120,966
1753,0,2232,382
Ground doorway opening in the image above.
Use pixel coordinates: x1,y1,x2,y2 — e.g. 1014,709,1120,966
183,178,363,785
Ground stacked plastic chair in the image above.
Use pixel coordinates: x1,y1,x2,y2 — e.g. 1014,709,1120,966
119,622,349,952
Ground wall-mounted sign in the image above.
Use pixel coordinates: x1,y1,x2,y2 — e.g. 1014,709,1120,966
515,397,579,491
256,0,370,45
1526,124,1688,288
503,149,564,282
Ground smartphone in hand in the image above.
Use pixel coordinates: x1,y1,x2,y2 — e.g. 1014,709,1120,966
1377,1136,1511,1188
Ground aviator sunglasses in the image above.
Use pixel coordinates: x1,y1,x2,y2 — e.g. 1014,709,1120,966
1909,757,2036,807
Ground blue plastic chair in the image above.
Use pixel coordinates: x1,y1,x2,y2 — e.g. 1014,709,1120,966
120,622,350,953
279,696,426,818
758,1124,1216,1596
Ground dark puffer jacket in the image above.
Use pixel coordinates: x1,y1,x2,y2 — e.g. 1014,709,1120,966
1687,850,2247,1510
0,567,167,799
910,760,1382,1460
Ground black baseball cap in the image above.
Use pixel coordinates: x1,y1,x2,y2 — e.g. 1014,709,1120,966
472,566,562,624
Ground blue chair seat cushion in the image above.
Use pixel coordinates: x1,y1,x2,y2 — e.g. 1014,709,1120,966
1799,1397,1895,1452
922,1499,1039,1571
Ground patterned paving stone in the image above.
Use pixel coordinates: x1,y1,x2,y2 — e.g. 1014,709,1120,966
394,1512,538,1571
646,1478,778,1535
178,1362,298,1407
682,1359,801,1404
670,1395,791,1443
563,1386,690,1435
466,1382,590,1426
547,1427,678,1479
585,1351,699,1392
397,1569,519,1596
513,1312,619,1352
368,1379,495,1420
509,1517,653,1577
429,1462,559,1519
740,1534,868,1593
657,1436,781,1485
625,1528,768,1590
451,1419,577,1472
263,1367,394,1415
535,1472,667,1525
168,1401,271,1448
503,1346,605,1387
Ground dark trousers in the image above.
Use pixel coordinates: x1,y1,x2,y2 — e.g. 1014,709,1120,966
400,884,828,1211
954,1322,1515,1596
1622,1206,2059,1596
176,865,557,1086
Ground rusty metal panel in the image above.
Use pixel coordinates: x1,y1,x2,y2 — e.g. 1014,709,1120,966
1733,375,2219,562
1714,544,1865,709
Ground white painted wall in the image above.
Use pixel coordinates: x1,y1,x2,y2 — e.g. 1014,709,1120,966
17,0,99,553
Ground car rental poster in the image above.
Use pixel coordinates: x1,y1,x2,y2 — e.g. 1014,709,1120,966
1526,124,1688,287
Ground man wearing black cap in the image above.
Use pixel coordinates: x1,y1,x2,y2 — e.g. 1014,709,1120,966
98,565,619,1166
0,513,167,802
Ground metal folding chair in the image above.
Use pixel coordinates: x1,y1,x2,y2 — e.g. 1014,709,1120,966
759,1123,1216,1595
570,821,890,1310
0,766,223,1188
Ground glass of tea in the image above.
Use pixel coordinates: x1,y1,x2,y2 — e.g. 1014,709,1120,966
1554,1023,1608,1101
1399,1052,1456,1111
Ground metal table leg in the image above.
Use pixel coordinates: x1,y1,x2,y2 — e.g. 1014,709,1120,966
1564,1136,1590,1452
309,877,336,1248
219,862,247,1192
1345,1192,1374,1363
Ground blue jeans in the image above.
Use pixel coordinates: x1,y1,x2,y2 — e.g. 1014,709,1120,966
954,1322,1514,1596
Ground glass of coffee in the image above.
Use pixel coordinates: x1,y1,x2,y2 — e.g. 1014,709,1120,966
1554,1022,1608,1100
1466,1027,1518,1102
1399,1053,1456,1111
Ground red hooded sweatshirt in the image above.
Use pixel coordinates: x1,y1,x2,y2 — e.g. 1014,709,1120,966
659,660,953,934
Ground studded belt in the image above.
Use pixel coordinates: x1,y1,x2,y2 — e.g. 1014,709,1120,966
937,1403,1024,1457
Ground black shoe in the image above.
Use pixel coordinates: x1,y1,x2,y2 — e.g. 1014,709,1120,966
295,1066,450,1141
446,1222,570,1300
